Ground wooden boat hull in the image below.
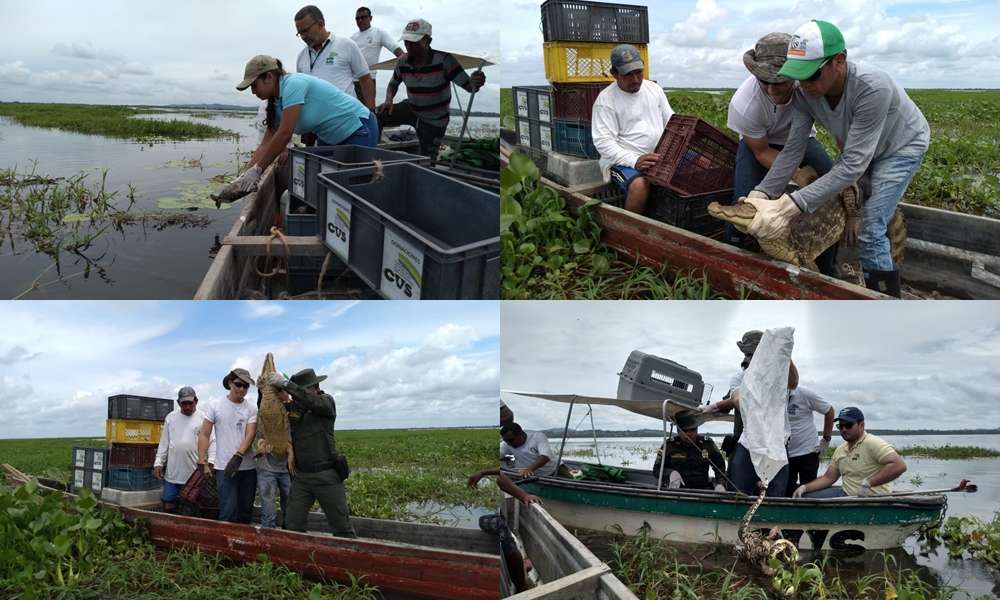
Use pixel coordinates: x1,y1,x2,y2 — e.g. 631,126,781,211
516,468,945,552
3,466,500,600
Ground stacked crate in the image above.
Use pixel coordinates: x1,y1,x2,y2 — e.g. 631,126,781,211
105,394,171,491
540,0,649,159
70,447,109,495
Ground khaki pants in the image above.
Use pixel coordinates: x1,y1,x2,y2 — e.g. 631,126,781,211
284,468,355,537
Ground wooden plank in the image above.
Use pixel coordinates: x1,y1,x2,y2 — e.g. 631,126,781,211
508,565,605,600
902,239,1000,299
901,202,1000,256
550,181,885,300
222,235,330,257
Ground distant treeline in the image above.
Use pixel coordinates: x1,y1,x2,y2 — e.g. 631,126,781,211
542,428,1000,438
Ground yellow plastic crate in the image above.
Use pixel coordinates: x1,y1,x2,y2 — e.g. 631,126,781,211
543,41,649,83
106,419,163,445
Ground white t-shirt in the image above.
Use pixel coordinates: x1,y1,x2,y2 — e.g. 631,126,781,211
591,79,673,182
500,430,555,477
726,75,816,145
154,409,216,484
785,385,832,458
202,397,258,471
296,34,370,97
350,26,400,71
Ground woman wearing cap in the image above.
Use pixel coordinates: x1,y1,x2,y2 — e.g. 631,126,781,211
726,33,836,275
214,54,379,201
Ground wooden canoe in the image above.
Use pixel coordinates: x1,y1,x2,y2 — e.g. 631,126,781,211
3,465,500,600
500,138,1000,300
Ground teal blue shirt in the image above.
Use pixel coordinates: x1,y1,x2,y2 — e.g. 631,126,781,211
275,73,370,145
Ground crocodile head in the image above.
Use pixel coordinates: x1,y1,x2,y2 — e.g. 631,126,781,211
707,201,756,233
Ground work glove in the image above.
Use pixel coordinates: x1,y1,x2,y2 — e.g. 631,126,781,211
714,483,727,493
224,452,244,479
818,438,831,455
857,479,872,497
745,193,802,240
746,189,770,201
699,402,720,415
470,70,486,90
668,471,684,489
232,164,262,193
792,485,808,498
267,372,289,388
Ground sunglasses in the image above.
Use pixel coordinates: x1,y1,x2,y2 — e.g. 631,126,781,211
805,58,831,82
231,380,248,389
837,421,856,430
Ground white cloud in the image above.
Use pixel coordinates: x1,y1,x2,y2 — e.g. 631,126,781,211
243,301,285,319
0,61,31,84
51,41,124,63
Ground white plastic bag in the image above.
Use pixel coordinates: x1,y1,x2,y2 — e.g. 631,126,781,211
739,327,794,483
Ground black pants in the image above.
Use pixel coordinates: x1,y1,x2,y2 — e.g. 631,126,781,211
786,451,820,496
378,100,447,160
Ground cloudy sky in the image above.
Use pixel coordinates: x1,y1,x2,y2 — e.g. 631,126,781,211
0,301,499,438
501,0,1000,88
0,0,499,111
502,301,1000,434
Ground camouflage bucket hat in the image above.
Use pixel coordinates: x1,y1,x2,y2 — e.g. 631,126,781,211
736,330,764,355
743,33,792,84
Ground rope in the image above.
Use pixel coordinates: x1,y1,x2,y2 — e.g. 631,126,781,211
371,159,384,183
315,250,332,299
254,226,291,292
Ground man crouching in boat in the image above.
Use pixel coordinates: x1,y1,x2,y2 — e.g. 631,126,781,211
500,423,556,478
792,406,906,498
653,412,727,492
267,368,356,537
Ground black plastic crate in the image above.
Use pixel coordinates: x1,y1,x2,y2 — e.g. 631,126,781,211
553,119,599,159
542,0,650,44
109,467,161,491
108,394,173,421
72,446,109,471
647,187,728,239
109,443,159,468
589,184,625,208
514,117,555,154
512,85,553,123
289,145,429,209
317,163,500,299
70,466,107,495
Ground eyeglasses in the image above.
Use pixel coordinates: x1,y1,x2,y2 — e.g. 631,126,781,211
231,380,248,389
296,20,318,37
837,421,856,430
805,58,831,82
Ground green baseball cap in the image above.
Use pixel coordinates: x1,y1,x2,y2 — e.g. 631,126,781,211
777,20,846,80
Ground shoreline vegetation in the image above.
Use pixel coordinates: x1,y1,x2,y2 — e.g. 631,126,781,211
0,102,240,142
500,87,1000,218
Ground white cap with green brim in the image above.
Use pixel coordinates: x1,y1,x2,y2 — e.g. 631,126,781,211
777,20,846,80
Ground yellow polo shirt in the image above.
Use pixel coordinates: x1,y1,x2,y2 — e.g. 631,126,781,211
831,432,896,496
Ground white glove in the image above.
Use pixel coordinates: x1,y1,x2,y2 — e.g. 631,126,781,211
699,402,720,415
818,438,830,455
857,479,872,497
792,485,808,498
747,189,770,200
232,164,263,193
745,193,802,240
668,471,684,489
714,483,726,493
267,372,289,388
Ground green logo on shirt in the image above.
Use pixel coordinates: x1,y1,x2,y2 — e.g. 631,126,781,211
326,52,337,64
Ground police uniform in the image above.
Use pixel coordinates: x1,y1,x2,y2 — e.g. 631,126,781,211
282,369,355,537
653,434,727,490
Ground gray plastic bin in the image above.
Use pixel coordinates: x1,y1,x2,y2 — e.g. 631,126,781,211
107,394,174,421
317,163,499,299
617,351,703,408
512,86,553,123
70,446,109,495
289,145,429,209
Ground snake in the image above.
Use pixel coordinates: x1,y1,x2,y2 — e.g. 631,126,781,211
736,485,799,576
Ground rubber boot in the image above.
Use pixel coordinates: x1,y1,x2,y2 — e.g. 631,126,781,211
863,269,902,298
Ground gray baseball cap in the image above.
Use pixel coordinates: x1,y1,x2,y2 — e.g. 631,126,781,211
610,44,644,76
177,386,198,403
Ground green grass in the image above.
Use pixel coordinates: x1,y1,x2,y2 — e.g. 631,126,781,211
0,428,499,523
500,88,513,129
820,444,1000,461
0,102,239,142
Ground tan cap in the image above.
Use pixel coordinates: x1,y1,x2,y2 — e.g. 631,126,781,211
400,19,431,42
224,368,254,389
237,55,279,91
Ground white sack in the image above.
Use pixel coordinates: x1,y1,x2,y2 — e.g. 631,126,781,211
739,326,794,483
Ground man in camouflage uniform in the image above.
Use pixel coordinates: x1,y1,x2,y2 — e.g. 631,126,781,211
267,368,354,537
652,412,727,491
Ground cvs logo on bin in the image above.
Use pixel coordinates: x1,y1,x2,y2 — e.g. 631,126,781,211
383,268,414,298
327,222,347,242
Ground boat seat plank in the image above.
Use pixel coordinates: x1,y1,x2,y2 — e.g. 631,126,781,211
901,202,1000,256
222,235,331,257
509,565,606,600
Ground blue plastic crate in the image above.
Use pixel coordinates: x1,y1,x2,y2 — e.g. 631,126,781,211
108,467,161,491
553,119,599,159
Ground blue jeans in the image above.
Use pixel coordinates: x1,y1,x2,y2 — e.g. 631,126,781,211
321,111,378,148
804,486,847,498
729,444,789,497
732,137,834,203
858,151,924,271
257,467,291,529
216,469,257,524
610,165,643,193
